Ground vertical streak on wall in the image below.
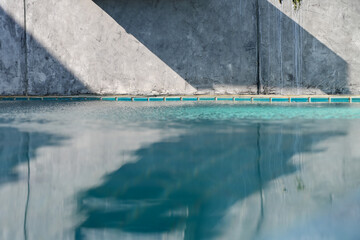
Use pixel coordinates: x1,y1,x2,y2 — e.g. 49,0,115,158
299,14,303,94
278,4,284,94
23,0,28,96
293,11,302,94
256,0,261,94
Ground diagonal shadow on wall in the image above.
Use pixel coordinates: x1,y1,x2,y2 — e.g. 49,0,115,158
0,1,350,95
0,6,91,96
92,0,348,94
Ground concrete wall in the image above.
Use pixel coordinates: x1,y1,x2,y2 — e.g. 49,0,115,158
260,0,360,95
0,1,26,95
0,0,359,95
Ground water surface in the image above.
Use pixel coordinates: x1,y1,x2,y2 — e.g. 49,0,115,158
0,102,360,240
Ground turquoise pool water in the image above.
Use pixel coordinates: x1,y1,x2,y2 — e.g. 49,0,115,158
1,102,360,240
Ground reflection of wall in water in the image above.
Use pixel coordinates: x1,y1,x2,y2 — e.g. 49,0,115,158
1,119,360,239
0,122,183,240
74,121,360,239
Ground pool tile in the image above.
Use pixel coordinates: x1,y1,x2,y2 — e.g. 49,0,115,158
15,97,29,101
254,98,270,102
2,95,360,104
1,97,15,101
133,98,148,102
43,97,57,101
149,98,164,102
71,97,87,101
217,98,234,101
199,97,215,101
235,98,251,102
291,98,309,103
165,97,181,101
183,97,198,101
311,98,329,103
331,98,350,103
272,98,289,102
102,97,116,101
117,97,132,101
86,97,101,101
57,97,72,101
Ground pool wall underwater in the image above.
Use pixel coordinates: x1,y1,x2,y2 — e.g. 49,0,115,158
1,0,360,96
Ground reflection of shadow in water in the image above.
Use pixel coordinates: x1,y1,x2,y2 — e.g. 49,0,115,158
0,125,66,240
0,126,65,185
76,121,345,239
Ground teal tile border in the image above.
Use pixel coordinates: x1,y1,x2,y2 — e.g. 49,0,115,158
272,98,289,102
165,97,181,101
199,97,215,101
15,97,29,101
43,97,57,101
57,97,72,101
331,98,350,103
311,98,329,103
149,98,164,102
102,97,116,101
183,97,198,101
217,98,233,101
1,96,360,104
133,98,148,102
235,98,251,101
117,97,132,101
86,97,101,101
29,97,43,101
71,97,86,101
1,97,15,101
254,98,270,102
291,98,309,103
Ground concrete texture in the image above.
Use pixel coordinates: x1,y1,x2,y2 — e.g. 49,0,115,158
0,0,359,95
0,2,26,95
92,0,258,95
261,0,360,95
25,0,198,95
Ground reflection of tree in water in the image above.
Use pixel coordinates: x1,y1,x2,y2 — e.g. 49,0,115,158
0,127,65,185
76,121,344,239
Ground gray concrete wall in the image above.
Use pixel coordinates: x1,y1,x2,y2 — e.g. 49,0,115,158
260,0,360,95
0,1,26,95
0,0,359,95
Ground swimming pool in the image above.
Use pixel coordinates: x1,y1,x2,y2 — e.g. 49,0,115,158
0,102,360,239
